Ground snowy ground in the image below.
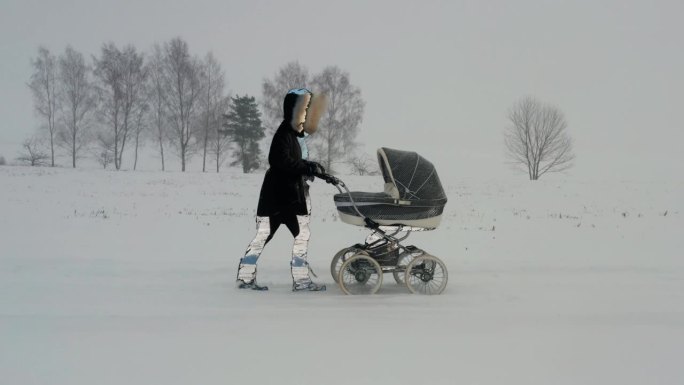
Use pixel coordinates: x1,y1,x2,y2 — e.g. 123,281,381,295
1,166,683,384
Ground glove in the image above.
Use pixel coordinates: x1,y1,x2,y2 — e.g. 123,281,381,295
305,161,325,176
324,175,339,185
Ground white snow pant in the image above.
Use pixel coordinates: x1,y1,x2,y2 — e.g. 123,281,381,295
237,193,312,285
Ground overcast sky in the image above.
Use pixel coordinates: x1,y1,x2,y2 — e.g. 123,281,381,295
1,0,682,179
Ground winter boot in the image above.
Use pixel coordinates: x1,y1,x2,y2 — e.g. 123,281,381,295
292,280,326,292
237,279,269,291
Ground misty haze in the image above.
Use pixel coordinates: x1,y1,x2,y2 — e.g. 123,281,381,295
1,1,682,384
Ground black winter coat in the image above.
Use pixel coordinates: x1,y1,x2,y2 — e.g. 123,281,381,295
256,121,310,216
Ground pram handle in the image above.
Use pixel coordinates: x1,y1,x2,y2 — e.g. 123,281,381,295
313,172,340,186
314,172,381,230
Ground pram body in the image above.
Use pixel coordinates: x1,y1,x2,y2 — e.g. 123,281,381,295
334,147,447,229
325,148,449,295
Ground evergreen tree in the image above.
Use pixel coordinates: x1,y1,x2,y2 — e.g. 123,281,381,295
222,95,265,173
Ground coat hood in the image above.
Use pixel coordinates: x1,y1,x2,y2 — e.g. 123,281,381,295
283,88,312,134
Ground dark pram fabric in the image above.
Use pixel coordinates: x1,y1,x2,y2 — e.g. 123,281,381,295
334,147,447,228
378,147,447,203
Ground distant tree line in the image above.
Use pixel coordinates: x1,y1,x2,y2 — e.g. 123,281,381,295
25,39,236,172
22,40,576,180
22,40,368,174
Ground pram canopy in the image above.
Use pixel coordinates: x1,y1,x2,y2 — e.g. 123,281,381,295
334,147,448,229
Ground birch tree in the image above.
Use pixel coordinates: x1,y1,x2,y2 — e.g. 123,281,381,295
120,45,148,170
57,46,96,168
93,43,147,170
147,45,168,171
261,61,309,131
132,102,149,170
161,38,202,172
93,43,123,169
211,96,232,172
198,52,226,172
310,66,365,173
28,47,59,167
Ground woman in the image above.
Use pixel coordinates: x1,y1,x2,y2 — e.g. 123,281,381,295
236,88,328,291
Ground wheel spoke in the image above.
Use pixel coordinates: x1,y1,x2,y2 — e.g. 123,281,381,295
338,254,383,295
332,248,360,283
392,250,416,285
405,256,448,295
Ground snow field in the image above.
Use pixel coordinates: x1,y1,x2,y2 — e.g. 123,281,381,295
1,167,682,384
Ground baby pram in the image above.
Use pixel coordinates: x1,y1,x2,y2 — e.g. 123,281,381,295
317,147,449,295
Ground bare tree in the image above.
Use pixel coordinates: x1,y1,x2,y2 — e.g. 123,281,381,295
28,47,59,167
120,45,148,170
261,61,309,132
132,102,149,170
348,152,380,176
147,44,167,171
210,96,232,172
198,52,226,172
98,150,113,169
310,66,365,173
93,132,115,169
93,43,122,169
504,96,575,180
93,43,147,170
57,46,96,168
17,136,50,166
160,38,203,172
0,156,6,166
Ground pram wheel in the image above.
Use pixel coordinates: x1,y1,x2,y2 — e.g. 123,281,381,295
405,255,448,295
338,253,383,295
330,246,359,283
392,249,417,285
